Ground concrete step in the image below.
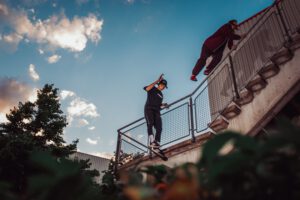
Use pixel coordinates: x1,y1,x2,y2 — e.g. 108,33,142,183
288,34,300,51
271,47,294,66
246,74,267,92
258,62,280,79
234,88,254,106
208,116,229,133
221,101,241,120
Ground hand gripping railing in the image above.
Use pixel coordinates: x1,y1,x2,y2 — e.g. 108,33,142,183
114,0,299,172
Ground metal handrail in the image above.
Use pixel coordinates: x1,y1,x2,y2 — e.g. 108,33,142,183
118,1,275,133
114,0,296,171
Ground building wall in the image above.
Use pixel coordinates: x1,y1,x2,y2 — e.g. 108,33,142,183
70,152,110,184
227,48,300,135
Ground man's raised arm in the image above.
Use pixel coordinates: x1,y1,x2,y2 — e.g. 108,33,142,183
144,74,164,91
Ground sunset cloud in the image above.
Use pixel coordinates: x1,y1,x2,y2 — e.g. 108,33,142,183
0,2,104,52
0,77,37,122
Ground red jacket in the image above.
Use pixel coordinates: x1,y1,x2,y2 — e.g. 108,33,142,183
204,23,241,52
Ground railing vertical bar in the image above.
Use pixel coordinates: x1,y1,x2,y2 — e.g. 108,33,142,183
114,131,122,173
189,97,196,143
229,55,240,99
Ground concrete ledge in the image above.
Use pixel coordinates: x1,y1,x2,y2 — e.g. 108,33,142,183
162,132,213,158
234,88,254,106
221,102,241,120
208,116,229,132
289,34,300,51
118,132,213,171
271,48,294,66
259,62,280,79
246,75,267,92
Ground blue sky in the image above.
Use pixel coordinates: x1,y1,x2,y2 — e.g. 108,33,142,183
0,0,272,158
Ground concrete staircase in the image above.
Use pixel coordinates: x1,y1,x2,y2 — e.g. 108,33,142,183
117,1,300,171
208,34,300,134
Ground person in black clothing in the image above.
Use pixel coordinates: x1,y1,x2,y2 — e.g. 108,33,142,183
144,74,169,150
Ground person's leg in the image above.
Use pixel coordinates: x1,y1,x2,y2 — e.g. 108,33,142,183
192,45,211,77
205,46,225,75
153,110,162,144
144,108,155,143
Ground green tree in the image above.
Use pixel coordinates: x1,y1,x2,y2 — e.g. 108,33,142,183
0,84,78,194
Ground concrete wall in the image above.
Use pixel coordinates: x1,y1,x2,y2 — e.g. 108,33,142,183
135,146,202,169
227,48,300,135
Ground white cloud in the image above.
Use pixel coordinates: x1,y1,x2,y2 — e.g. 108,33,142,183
60,90,75,100
47,54,61,64
3,33,23,43
77,118,89,127
0,112,8,123
28,64,40,81
1,33,23,51
28,87,38,103
67,98,99,118
46,140,55,145
90,152,113,159
38,48,44,54
59,90,99,127
0,2,104,52
28,8,35,13
86,137,98,145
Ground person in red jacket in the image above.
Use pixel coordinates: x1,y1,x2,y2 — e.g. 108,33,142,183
191,20,244,81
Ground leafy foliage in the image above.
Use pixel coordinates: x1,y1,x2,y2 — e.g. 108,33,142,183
0,84,98,197
1,84,299,200
110,120,300,200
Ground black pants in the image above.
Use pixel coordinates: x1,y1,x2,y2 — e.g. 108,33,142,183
144,107,162,143
192,44,225,76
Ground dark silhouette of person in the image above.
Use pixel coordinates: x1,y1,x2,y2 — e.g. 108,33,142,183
143,74,169,150
191,20,244,81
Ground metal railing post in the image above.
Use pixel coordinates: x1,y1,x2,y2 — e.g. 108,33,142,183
114,131,122,174
274,0,293,44
189,97,196,143
229,55,240,100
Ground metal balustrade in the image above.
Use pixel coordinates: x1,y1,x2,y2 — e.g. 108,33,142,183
114,0,300,171
280,0,300,35
232,10,286,90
